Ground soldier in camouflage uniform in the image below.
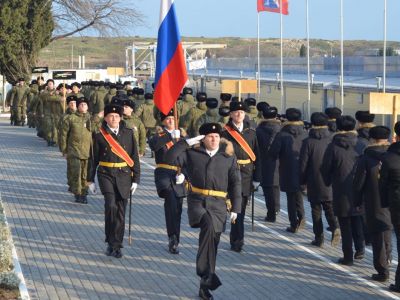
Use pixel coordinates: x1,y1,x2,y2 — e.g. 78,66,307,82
60,97,92,204
136,93,158,139
135,88,145,107
177,87,196,119
104,83,117,106
245,97,260,127
193,98,220,135
218,106,231,125
67,82,84,102
180,92,207,137
27,80,40,128
11,78,30,126
219,93,232,109
90,81,107,116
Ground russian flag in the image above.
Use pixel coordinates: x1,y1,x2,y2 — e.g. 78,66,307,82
154,0,188,115
257,0,289,15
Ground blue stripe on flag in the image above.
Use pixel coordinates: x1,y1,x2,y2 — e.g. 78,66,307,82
155,3,181,86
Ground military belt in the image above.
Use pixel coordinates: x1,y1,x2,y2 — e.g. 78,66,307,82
156,164,179,171
237,159,251,165
99,161,128,168
190,186,227,199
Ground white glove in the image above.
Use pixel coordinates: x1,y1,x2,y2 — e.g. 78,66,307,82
253,181,260,189
131,182,138,194
88,183,97,194
186,135,205,146
176,173,185,185
230,212,238,224
171,129,180,139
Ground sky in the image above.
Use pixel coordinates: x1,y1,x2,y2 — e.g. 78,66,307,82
130,0,400,41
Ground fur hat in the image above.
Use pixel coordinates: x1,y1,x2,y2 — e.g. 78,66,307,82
310,112,329,126
336,116,356,131
199,123,222,136
286,108,302,121
369,126,390,140
355,110,375,123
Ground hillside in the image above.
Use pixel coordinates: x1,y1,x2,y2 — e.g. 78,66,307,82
37,36,400,70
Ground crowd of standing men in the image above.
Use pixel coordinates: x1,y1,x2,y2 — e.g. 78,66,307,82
5,76,400,299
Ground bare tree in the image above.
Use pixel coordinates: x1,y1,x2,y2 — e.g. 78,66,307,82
51,0,145,41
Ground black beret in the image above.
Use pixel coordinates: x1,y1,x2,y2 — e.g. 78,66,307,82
66,95,78,104
310,112,329,126
286,108,302,121
369,126,390,140
229,101,248,112
355,110,375,123
160,109,175,121
183,87,193,95
336,115,356,131
110,95,127,106
395,122,400,136
206,98,219,109
196,92,207,102
220,93,232,101
219,106,231,117
325,107,342,119
137,88,144,95
244,98,257,107
71,82,81,89
199,123,222,136
76,97,89,106
144,93,153,100
263,106,278,119
104,104,123,117
122,99,136,110
256,102,269,112
30,80,38,85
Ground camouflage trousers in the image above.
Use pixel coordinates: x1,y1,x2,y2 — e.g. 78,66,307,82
68,158,89,196
12,105,26,125
43,115,60,143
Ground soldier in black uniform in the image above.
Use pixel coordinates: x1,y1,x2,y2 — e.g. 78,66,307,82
354,126,392,282
269,108,307,233
221,101,261,252
149,109,186,254
88,104,141,258
325,107,342,133
322,116,365,266
299,112,340,247
380,122,400,292
167,123,241,300
256,106,281,222
355,110,375,150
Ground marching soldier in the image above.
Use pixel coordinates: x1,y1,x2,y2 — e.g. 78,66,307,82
219,93,232,108
11,78,30,126
355,110,376,150
269,108,307,233
256,106,281,222
218,106,230,126
90,81,107,116
149,109,186,254
180,92,208,137
322,116,365,265
88,104,141,258
27,80,40,128
60,97,92,204
221,101,261,252
177,87,196,118
40,79,62,146
167,123,241,300
380,122,400,292
354,126,392,282
193,98,220,135
325,107,342,133
299,112,340,247
135,93,157,139
135,88,145,107
245,97,259,126
104,83,117,106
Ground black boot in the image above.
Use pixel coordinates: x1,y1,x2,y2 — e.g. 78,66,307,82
311,236,324,248
80,195,88,204
74,194,81,203
198,288,213,300
168,235,179,254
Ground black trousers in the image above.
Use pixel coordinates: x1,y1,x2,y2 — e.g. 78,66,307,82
370,230,392,276
310,201,338,239
262,186,280,218
197,213,222,291
337,216,365,261
104,190,128,249
286,192,304,228
393,224,400,285
164,189,183,242
230,196,248,248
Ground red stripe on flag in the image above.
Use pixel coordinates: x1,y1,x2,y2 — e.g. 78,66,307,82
154,42,188,115
257,0,289,15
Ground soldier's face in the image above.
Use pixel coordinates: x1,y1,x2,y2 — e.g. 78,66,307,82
230,110,245,124
163,116,175,130
78,102,88,113
68,101,77,111
123,105,133,116
105,113,121,129
72,86,79,93
203,133,220,151
48,82,54,89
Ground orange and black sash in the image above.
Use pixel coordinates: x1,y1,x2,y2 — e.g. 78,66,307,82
224,125,256,162
99,127,134,167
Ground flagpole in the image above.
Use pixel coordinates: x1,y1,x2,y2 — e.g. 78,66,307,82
257,12,261,101
383,0,387,93
306,0,311,120
340,0,344,113
280,0,284,112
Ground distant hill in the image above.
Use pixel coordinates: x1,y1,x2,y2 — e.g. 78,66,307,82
37,36,400,70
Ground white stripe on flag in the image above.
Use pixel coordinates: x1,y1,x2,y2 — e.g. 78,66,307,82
159,0,174,25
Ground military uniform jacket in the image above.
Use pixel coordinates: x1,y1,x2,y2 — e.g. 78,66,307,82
299,127,333,203
123,115,146,156
327,119,337,133
11,85,30,108
268,121,307,192
149,127,187,198
168,139,242,233
322,131,364,217
379,142,400,226
256,119,281,187
357,124,374,151
89,121,140,200
353,144,392,233
221,119,261,196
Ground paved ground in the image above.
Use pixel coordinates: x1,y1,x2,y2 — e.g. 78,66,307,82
0,118,399,300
